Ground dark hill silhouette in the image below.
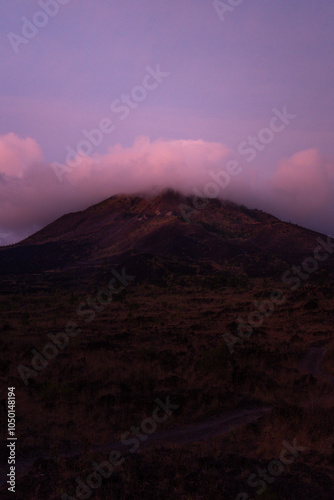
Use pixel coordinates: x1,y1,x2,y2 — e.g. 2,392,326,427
0,190,330,282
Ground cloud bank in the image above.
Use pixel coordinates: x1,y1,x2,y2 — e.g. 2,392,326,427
0,133,333,245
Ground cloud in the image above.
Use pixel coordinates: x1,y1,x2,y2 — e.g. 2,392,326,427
269,149,333,215
0,134,231,244
265,149,334,233
66,136,231,189
0,133,43,177
0,133,333,245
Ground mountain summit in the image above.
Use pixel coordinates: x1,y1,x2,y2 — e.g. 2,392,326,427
0,191,330,282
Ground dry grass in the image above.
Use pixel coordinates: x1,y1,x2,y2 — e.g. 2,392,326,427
0,269,333,498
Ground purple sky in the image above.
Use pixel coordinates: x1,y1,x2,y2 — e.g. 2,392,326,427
0,0,334,244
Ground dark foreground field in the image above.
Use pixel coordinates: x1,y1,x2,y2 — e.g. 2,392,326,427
1,192,333,499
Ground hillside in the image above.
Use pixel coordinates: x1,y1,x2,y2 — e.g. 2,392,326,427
0,190,331,282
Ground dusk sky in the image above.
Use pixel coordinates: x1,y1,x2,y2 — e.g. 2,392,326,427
1,0,333,244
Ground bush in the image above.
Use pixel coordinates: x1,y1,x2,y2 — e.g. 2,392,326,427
199,342,229,373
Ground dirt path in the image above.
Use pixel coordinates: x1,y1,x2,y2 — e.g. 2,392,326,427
0,406,271,488
1,345,331,489
95,406,272,453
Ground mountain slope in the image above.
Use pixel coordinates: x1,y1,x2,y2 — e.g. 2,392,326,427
0,190,331,282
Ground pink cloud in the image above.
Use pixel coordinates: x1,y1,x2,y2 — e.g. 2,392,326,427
0,134,232,244
270,150,327,212
268,149,334,221
66,136,232,190
0,134,333,245
0,133,43,177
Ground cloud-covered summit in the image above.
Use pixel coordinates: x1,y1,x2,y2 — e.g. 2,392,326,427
0,133,333,245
